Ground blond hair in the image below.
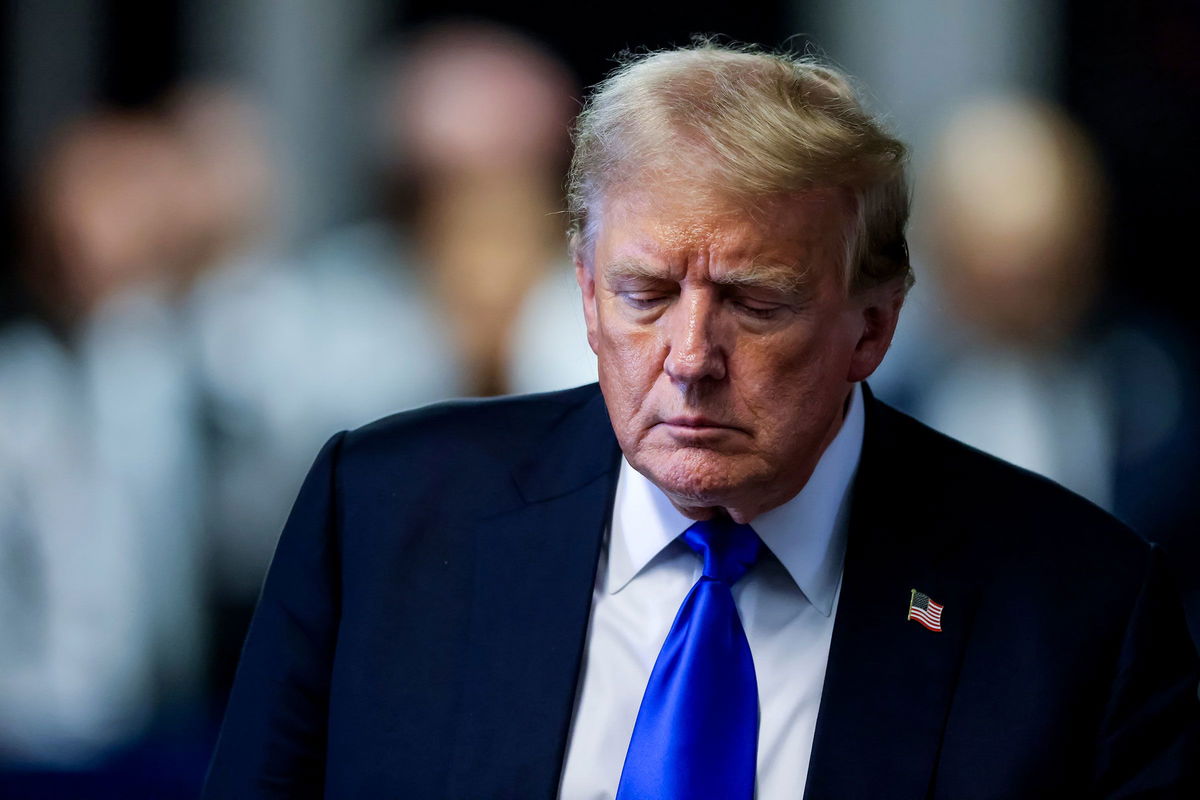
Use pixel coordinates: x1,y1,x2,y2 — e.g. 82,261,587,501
567,42,912,292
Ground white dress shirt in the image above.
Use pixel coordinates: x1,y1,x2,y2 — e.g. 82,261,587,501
558,383,866,800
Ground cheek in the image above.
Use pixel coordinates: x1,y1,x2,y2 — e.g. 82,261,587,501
597,302,661,368
595,311,665,412
734,326,850,422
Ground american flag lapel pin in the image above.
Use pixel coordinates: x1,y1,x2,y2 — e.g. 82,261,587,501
907,589,944,632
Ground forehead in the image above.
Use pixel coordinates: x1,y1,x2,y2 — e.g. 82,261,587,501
594,184,853,275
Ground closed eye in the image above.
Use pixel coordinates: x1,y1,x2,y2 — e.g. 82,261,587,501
620,292,672,310
729,299,785,319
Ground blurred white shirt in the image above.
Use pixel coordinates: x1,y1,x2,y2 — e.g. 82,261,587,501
922,347,1114,509
0,288,203,766
187,230,464,599
508,264,596,394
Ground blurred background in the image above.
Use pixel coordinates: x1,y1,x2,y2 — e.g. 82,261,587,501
1,0,1197,796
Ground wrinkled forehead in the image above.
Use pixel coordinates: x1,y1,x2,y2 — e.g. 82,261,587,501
592,180,856,268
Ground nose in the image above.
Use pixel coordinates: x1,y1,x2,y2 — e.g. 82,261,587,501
663,288,727,387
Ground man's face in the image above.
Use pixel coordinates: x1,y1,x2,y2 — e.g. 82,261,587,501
577,185,901,522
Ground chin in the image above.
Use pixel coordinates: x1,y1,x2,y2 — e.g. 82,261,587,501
635,445,757,508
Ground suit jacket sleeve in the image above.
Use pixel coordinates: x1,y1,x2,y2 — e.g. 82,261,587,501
203,431,347,799
1094,542,1200,796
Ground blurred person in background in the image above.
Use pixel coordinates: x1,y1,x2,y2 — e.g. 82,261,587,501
167,82,320,699
164,81,468,701
313,20,590,398
872,97,1200,641
0,112,207,776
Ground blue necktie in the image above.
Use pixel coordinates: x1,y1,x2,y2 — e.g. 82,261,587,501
615,517,762,800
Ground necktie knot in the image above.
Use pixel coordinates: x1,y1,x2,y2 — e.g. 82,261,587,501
682,517,760,585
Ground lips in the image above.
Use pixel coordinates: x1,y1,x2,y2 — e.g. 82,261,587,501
660,415,729,429
656,415,751,439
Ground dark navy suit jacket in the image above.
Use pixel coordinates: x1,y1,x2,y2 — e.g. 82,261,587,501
204,383,1200,798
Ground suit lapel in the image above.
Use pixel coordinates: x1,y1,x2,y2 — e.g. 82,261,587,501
448,388,621,799
805,389,978,800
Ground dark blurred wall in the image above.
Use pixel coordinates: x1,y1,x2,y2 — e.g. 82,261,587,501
394,0,789,89
1063,0,1200,347
2,0,185,322
99,0,184,107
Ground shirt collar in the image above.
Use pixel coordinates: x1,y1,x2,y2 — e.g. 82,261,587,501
607,382,866,617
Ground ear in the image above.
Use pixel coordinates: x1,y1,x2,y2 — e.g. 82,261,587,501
846,280,906,383
575,256,600,355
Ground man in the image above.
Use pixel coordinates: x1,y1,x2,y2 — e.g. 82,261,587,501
204,44,1199,798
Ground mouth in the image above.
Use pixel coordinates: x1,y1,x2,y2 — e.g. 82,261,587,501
660,415,730,429
655,416,746,440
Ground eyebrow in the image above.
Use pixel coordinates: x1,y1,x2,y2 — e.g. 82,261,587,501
712,262,813,296
602,257,812,296
603,258,672,283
